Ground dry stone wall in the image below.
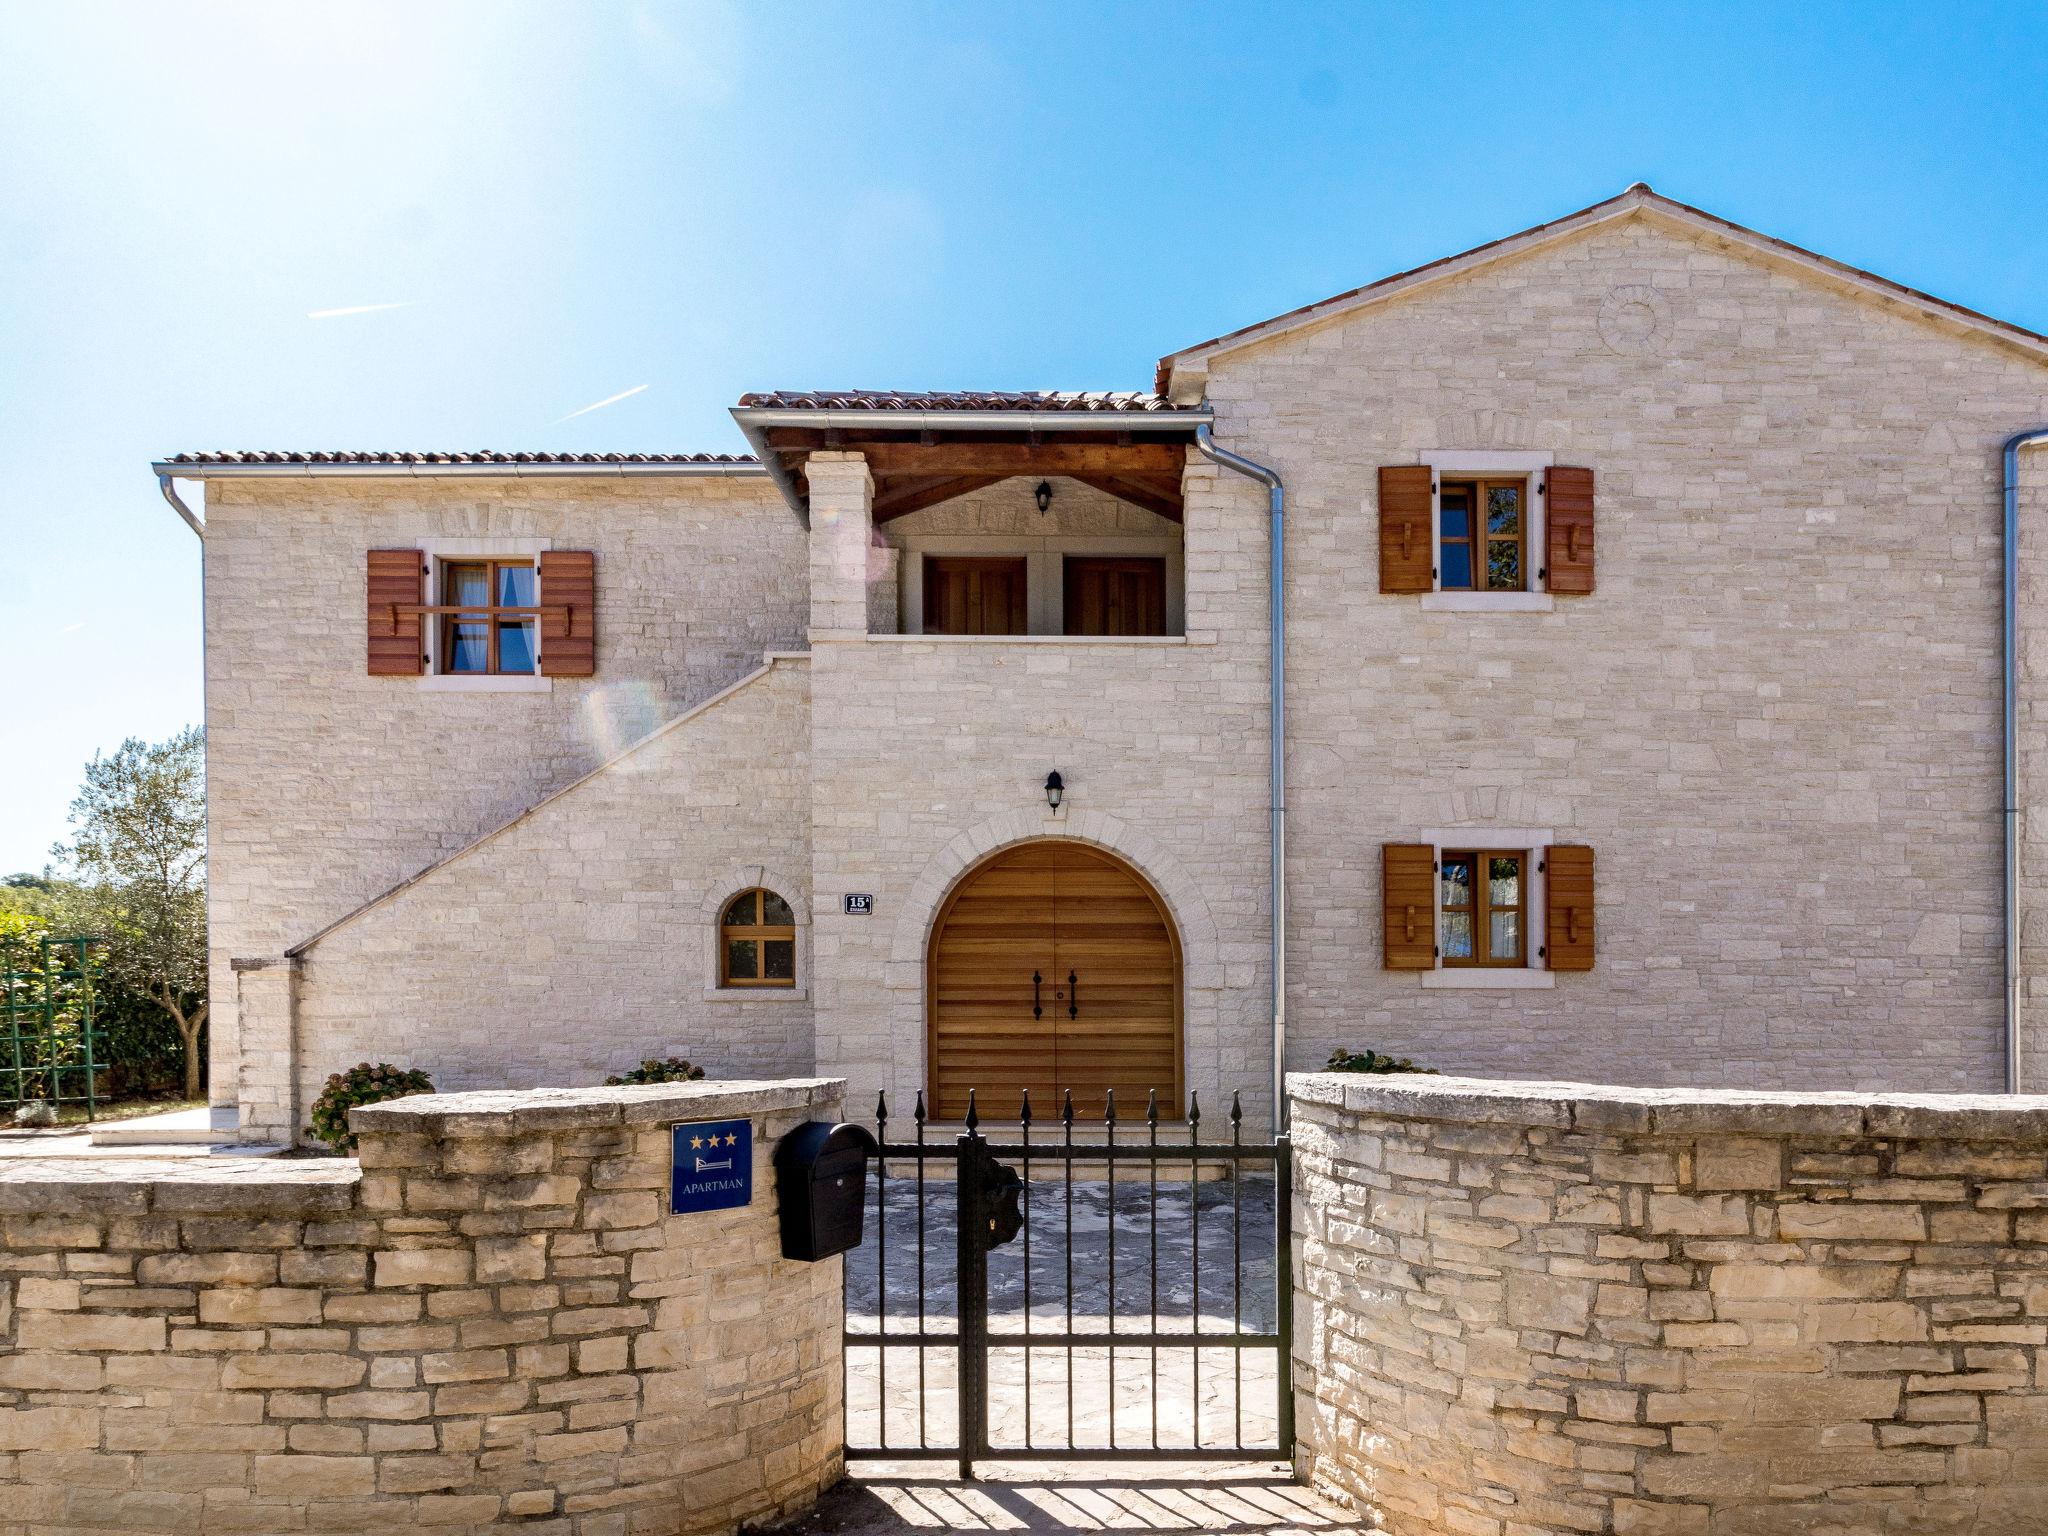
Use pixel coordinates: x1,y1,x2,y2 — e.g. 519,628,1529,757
0,1078,845,1536
1292,1072,2048,1534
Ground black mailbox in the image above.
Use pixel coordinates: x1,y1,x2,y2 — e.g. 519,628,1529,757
774,1121,879,1262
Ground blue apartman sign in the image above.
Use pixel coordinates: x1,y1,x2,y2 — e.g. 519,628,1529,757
670,1119,753,1215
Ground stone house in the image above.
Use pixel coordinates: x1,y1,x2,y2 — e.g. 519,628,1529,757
156,185,2048,1146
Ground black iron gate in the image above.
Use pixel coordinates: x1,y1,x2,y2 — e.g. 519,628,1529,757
843,1088,1292,1475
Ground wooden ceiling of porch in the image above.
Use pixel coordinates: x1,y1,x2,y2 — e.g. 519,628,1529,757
758,429,1193,524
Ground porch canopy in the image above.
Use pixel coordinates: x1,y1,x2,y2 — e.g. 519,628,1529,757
730,390,1211,525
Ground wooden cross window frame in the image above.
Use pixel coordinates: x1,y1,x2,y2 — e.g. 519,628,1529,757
1438,477,1527,592
434,559,539,676
1439,849,1528,968
719,888,797,989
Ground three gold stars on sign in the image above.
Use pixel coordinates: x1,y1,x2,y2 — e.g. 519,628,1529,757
687,1132,741,1149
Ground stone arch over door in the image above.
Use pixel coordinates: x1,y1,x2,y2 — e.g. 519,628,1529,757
887,809,1227,1123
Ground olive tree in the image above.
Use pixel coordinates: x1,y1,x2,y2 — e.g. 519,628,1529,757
57,727,207,1098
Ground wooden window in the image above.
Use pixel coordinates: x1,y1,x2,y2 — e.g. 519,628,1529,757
1063,557,1167,636
439,560,537,675
924,556,1027,635
1439,478,1526,592
1439,849,1527,967
719,889,796,988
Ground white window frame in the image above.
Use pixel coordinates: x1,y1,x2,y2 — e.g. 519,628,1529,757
1418,450,1555,614
415,536,553,692
1418,828,1556,989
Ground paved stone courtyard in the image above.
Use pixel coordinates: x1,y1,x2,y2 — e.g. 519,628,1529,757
846,1168,1283,1458
785,1467,1355,1536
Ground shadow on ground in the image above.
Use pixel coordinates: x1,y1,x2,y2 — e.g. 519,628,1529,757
769,1467,1356,1536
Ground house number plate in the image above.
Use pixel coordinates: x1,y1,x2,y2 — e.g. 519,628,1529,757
670,1119,753,1215
844,894,874,915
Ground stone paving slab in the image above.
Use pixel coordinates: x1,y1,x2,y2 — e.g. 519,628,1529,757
787,1467,1355,1536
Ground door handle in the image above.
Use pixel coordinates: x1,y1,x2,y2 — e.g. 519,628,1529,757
1033,970,1042,1021
1068,970,1078,1021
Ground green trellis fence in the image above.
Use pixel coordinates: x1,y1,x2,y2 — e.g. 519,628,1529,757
0,934,107,1117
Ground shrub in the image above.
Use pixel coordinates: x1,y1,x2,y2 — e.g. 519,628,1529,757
1326,1047,1436,1075
606,1056,706,1086
307,1062,434,1152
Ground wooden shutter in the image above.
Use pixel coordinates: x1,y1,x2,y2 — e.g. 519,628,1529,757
1378,465,1435,594
367,549,425,676
1544,845,1595,971
1544,466,1595,595
539,550,597,677
1383,843,1437,971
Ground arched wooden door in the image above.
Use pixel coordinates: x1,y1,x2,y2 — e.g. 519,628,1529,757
927,842,1181,1121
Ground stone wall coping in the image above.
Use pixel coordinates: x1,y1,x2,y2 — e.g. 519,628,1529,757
1289,1071,2048,1141
349,1076,844,1136
0,1155,361,1215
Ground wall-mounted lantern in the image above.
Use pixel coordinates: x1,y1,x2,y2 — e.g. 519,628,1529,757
1035,480,1054,515
1044,771,1064,813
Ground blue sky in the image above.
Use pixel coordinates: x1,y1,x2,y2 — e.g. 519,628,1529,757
4,1,2047,872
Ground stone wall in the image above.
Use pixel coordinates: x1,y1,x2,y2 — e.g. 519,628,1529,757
1291,1072,2048,1534
204,473,806,1106
267,658,814,1143
0,1078,845,1535
1205,210,2048,1092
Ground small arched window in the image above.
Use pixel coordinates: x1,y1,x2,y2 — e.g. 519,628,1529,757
720,889,796,987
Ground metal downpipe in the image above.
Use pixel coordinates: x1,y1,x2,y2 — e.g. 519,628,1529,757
158,474,204,538
2005,429,2048,1093
1193,424,1288,1128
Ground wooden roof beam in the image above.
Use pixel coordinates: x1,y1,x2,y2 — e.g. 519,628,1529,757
1070,474,1184,523
858,441,1186,478
872,475,1007,522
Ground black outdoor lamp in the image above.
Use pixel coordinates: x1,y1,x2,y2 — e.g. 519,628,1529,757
1035,480,1053,514
1044,771,1064,812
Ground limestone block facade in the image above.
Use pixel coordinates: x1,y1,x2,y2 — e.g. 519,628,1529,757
201,475,807,1111
0,1078,846,1535
170,186,2048,1144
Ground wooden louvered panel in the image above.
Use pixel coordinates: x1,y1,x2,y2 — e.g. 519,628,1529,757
1545,466,1596,595
1544,845,1596,971
1383,843,1438,970
1378,465,1435,594
928,842,1181,1122
367,549,425,676
538,550,596,677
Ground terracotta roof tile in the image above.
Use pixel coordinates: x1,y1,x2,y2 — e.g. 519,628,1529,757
160,450,758,467
734,389,1184,413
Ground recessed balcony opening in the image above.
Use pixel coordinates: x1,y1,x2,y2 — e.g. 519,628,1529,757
879,474,1184,637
